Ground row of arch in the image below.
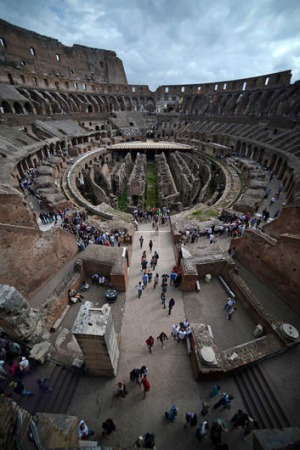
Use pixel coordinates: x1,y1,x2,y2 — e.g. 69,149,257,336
1,88,156,115
179,85,300,117
155,121,296,204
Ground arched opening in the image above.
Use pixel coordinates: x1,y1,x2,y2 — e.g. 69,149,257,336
1,101,13,113
14,102,24,114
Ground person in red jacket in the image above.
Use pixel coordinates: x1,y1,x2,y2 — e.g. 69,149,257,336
146,336,154,353
140,375,150,399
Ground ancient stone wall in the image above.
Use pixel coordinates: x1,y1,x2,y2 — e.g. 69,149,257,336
0,284,46,342
169,151,197,206
0,225,78,298
89,166,109,204
127,152,146,208
231,228,300,314
111,152,133,195
155,152,180,207
0,19,127,86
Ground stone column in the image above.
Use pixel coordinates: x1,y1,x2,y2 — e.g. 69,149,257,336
73,301,119,377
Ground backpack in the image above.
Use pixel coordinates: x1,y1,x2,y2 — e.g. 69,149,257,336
130,369,139,381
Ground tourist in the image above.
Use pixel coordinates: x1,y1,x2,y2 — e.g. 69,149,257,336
19,356,30,374
153,273,159,289
102,418,116,438
12,379,34,397
139,235,144,249
36,377,53,393
227,306,237,320
165,405,179,422
168,298,175,316
130,368,141,384
148,239,153,252
196,420,210,441
140,375,150,399
161,292,167,308
209,384,221,398
210,418,228,447
136,282,144,298
145,336,154,354
169,271,177,286
142,272,148,288
184,412,198,428
157,332,168,348
224,297,236,311
139,365,148,380
213,393,234,410
116,381,128,398
91,273,100,284
78,419,95,440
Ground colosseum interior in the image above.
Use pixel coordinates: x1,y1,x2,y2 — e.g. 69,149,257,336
0,18,300,449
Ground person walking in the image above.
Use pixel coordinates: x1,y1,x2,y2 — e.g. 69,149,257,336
13,379,34,397
78,419,95,440
227,306,237,320
168,298,175,316
224,297,235,311
184,412,198,428
149,239,153,252
157,332,168,348
209,384,221,398
153,273,159,289
142,272,148,288
170,271,177,287
140,375,150,399
139,365,148,380
102,418,116,438
136,282,144,298
130,368,141,384
213,393,234,410
210,418,228,447
36,377,53,393
165,405,179,422
116,381,128,398
161,292,167,309
146,336,154,353
139,235,144,249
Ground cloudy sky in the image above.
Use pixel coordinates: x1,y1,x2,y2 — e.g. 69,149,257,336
1,0,299,91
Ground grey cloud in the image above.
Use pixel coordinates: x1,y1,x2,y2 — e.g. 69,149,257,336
0,0,299,89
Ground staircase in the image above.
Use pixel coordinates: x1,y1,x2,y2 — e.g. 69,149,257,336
233,364,292,429
30,361,81,415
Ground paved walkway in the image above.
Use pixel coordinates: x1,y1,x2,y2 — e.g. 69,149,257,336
68,221,254,449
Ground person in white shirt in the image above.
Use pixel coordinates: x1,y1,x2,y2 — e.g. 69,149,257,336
78,419,94,440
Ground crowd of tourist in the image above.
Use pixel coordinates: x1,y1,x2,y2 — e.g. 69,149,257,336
0,333,50,399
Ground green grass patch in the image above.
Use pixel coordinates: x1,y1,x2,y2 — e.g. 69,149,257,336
145,163,158,208
118,187,128,211
189,208,219,221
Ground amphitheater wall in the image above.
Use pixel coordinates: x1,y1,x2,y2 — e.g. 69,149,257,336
232,230,300,314
0,19,127,86
0,192,38,227
263,206,300,238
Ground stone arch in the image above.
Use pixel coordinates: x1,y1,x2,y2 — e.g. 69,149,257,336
24,102,34,114
145,96,155,113
1,100,13,113
131,97,139,111
109,96,118,112
86,94,99,112
117,96,125,111
14,102,24,114
123,96,132,111
69,94,81,112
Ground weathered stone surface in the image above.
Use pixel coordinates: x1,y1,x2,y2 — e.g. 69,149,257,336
0,284,45,342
